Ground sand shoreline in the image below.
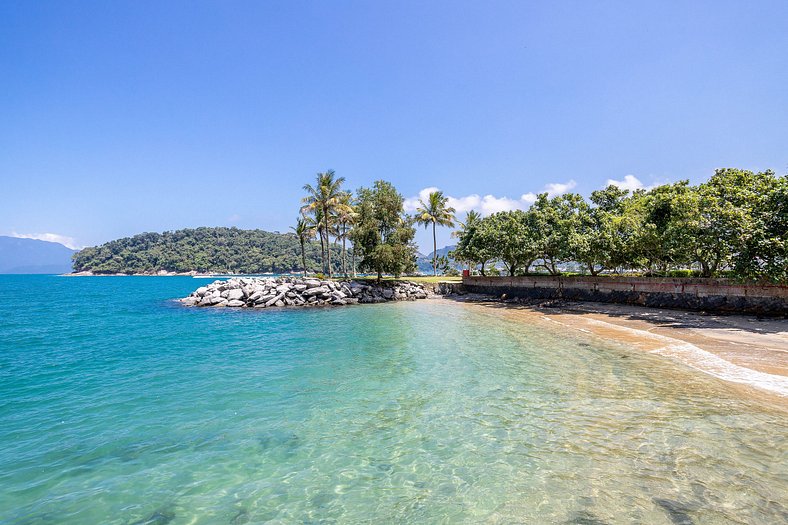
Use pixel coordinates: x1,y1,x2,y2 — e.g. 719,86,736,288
444,296,788,404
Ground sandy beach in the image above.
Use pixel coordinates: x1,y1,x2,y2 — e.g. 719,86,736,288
451,297,788,404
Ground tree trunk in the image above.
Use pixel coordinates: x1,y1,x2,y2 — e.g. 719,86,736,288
318,230,326,274
432,222,437,276
541,260,556,275
301,240,307,277
352,245,356,277
324,206,332,278
524,259,534,274
341,227,347,277
480,261,486,276
700,260,710,278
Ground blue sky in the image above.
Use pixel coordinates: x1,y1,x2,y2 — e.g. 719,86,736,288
2,1,787,252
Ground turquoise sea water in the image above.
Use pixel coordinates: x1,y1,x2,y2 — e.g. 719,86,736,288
0,275,786,524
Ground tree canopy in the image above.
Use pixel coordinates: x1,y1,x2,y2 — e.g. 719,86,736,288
350,180,418,280
72,227,344,274
452,168,787,283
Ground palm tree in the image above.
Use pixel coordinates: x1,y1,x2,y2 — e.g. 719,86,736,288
312,208,326,273
452,210,481,272
415,190,456,276
301,170,346,277
452,210,481,238
290,217,315,277
335,192,357,277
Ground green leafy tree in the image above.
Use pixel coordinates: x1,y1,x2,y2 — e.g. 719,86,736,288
477,210,538,276
530,193,587,274
726,169,787,281
452,210,493,274
434,255,452,275
415,191,456,276
753,174,788,282
627,182,698,273
350,181,418,281
578,185,633,274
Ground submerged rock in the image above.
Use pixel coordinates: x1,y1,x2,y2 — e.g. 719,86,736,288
179,277,431,309
130,508,175,525
653,498,695,525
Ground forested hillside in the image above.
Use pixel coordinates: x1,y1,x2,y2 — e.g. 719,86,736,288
72,227,344,274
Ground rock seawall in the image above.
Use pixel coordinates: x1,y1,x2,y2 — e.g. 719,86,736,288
460,276,788,316
180,277,430,308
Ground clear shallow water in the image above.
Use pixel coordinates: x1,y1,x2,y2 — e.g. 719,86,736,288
0,276,786,524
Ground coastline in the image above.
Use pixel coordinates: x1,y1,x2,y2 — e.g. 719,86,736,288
63,271,223,277
446,297,788,403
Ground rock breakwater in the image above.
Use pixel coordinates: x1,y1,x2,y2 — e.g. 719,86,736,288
180,277,430,308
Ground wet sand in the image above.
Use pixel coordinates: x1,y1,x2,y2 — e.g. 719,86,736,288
447,297,788,403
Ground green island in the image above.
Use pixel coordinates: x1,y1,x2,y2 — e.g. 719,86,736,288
72,227,346,275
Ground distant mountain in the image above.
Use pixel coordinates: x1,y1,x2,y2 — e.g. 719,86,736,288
424,245,456,260
0,236,76,274
416,244,461,274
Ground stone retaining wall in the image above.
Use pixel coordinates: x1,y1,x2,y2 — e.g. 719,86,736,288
461,276,788,315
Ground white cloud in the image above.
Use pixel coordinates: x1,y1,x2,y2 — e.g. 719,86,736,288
446,194,481,213
475,194,524,214
405,179,577,217
604,174,645,191
544,180,577,195
520,192,538,204
403,187,440,212
227,213,241,223
10,232,81,250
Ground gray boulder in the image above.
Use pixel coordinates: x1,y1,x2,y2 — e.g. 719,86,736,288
304,286,329,296
227,289,244,301
265,291,286,306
